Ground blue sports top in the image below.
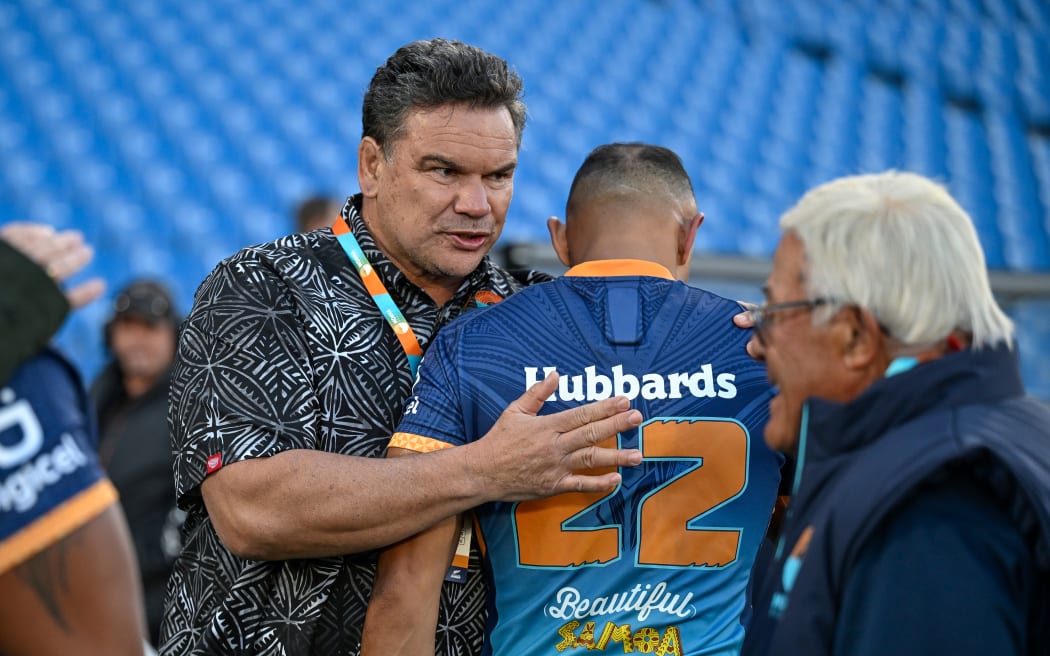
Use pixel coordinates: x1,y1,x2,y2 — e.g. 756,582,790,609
0,350,117,574
392,260,783,656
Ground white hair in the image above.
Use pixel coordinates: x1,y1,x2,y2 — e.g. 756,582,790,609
780,170,1014,349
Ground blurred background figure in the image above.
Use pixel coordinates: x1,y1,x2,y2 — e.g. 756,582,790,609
294,194,341,233
90,279,182,649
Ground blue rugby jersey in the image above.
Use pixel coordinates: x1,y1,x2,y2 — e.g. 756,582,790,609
392,260,782,656
0,350,117,574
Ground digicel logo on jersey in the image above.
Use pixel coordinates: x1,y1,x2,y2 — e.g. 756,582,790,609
524,364,737,402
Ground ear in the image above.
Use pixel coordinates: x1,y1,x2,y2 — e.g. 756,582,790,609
677,212,704,267
547,216,571,267
358,137,383,199
838,306,885,370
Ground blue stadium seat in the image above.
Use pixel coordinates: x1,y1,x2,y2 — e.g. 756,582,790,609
0,0,1046,392
1012,300,1050,398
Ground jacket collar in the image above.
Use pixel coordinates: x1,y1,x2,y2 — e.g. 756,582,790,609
803,343,1024,463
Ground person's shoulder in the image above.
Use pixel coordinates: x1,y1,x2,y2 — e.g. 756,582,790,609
8,348,82,395
192,231,342,307
3,348,98,457
679,284,749,316
673,284,756,345
473,273,561,315
506,268,556,287
442,264,558,330
213,231,328,272
438,279,553,343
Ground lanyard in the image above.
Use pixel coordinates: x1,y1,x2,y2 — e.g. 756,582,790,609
334,215,476,583
332,216,423,377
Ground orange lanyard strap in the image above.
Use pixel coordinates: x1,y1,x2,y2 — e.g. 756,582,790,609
332,216,423,377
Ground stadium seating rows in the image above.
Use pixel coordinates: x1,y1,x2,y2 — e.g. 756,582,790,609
1,0,1048,396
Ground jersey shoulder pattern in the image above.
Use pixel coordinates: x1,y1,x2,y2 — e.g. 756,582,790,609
393,275,781,656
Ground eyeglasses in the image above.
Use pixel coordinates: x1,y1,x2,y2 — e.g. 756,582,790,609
747,297,835,344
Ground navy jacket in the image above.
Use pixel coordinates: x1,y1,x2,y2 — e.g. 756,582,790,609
744,345,1050,656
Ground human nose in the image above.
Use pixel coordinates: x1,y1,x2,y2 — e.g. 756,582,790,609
454,178,491,218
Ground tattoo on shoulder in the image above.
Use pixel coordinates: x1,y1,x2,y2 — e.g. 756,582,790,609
14,526,85,631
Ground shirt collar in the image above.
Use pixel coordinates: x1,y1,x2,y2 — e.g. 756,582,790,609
565,259,675,280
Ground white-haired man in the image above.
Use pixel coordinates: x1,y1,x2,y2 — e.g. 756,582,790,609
740,171,1050,656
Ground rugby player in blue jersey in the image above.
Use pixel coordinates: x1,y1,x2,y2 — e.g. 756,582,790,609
363,143,783,656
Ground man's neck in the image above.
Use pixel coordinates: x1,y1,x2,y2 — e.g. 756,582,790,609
571,242,679,276
424,285,459,307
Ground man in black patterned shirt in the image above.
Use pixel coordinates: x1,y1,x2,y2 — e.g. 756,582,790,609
161,39,642,656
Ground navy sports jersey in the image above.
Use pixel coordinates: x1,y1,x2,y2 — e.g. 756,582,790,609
391,260,782,656
0,349,117,574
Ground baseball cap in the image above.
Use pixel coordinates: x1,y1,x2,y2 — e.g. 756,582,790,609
110,280,178,325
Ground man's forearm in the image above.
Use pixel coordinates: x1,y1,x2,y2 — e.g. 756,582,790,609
201,376,643,560
361,511,460,655
202,447,488,560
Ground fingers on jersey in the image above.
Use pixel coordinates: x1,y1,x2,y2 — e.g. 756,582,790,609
472,373,643,499
514,371,561,415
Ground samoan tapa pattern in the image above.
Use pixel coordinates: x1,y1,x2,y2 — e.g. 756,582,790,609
159,195,548,655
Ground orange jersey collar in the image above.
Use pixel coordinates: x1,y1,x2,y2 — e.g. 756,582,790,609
565,259,675,280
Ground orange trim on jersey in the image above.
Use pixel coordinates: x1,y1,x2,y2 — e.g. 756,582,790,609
389,432,455,454
566,259,674,280
0,480,118,574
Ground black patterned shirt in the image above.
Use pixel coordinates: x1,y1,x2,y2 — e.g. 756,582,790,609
160,195,548,655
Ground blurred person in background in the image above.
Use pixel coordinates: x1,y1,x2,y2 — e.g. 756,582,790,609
161,38,641,656
0,222,151,655
739,171,1050,656
91,279,182,648
363,142,784,656
294,194,341,233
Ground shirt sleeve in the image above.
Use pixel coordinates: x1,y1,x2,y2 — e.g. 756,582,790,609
169,252,316,504
0,240,69,386
0,352,117,574
834,468,1035,656
389,326,466,453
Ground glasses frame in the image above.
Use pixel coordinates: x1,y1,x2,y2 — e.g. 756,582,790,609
747,297,835,343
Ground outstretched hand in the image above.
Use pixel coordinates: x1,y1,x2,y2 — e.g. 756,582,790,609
469,373,643,501
1,222,106,308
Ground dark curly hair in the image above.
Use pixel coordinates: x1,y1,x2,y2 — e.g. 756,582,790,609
362,38,527,157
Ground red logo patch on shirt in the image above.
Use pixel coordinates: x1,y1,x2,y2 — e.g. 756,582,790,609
206,453,223,474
